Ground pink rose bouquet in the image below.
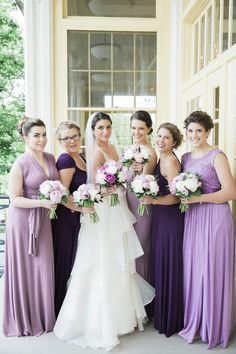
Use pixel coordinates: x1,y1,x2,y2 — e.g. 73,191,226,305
130,174,159,216
169,172,202,213
73,183,102,223
121,145,150,169
39,180,69,219
95,160,128,206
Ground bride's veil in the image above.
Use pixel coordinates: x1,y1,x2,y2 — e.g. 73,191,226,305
85,112,97,183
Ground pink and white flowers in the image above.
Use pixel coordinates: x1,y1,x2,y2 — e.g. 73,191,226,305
39,180,69,219
73,184,102,223
130,174,159,216
169,172,202,213
121,145,150,169
95,160,128,206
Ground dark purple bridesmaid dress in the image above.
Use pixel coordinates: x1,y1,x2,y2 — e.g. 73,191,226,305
51,153,87,317
150,160,184,336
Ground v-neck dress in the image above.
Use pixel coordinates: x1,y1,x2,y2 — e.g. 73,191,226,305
3,152,59,336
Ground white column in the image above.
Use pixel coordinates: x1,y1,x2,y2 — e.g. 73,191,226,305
24,0,54,151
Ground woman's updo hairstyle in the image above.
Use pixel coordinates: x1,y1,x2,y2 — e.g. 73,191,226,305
91,112,112,130
157,122,183,149
130,110,153,135
18,116,45,138
54,121,81,140
184,111,214,131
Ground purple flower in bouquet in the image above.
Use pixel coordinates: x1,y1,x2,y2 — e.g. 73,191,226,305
39,180,69,219
169,172,202,213
73,183,102,223
95,160,128,206
130,174,159,216
121,145,150,170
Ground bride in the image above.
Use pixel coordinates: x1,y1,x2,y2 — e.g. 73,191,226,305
54,112,154,351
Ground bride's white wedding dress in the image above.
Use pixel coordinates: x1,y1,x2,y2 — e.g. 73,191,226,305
54,186,154,351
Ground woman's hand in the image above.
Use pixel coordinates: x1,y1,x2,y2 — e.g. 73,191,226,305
102,185,117,196
41,199,58,210
140,196,156,205
80,206,95,214
180,195,201,205
132,162,143,174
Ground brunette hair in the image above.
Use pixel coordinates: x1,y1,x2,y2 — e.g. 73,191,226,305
17,116,45,137
184,111,214,131
157,122,183,149
91,112,112,130
130,110,153,135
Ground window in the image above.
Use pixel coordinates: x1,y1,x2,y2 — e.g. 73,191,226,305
212,86,220,147
222,0,230,52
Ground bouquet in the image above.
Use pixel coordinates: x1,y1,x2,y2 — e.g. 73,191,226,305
169,172,202,213
121,145,150,169
95,160,128,206
73,183,102,223
130,174,159,216
39,180,69,219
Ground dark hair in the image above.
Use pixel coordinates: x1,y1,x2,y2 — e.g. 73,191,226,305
184,111,214,131
55,121,81,139
17,116,46,137
157,122,183,149
91,112,112,130
130,110,153,135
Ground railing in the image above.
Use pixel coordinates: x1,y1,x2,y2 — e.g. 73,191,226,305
0,195,10,277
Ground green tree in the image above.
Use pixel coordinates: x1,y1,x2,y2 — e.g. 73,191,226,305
0,0,24,175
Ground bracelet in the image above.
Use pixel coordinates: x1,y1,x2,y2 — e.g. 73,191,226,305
199,196,203,204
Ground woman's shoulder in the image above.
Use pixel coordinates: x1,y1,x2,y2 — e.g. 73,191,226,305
56,152,76,170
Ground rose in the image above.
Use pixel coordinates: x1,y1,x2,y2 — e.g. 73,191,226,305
131,179,144,194
149,180,159,194
95,172,106,184
184,178,199,192
50,190,63,204
105,173,116,184
123,148,134,160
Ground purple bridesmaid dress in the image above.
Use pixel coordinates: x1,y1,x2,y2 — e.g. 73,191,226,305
149,160,184,336
51,153,87,317
179,149,235,349
3,152,58,336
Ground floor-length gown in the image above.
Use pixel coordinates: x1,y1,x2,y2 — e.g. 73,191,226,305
126,170,152,281
3,152,58,336
150,161,184,336
54,160,155,351
51,153,87,317
179,149,235,349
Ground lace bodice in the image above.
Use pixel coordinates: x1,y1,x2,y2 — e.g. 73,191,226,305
181,149,223,194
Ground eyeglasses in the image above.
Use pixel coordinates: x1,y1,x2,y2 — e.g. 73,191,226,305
60,134,81,143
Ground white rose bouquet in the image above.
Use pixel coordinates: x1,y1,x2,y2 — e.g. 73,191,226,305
95,160,128,206
121,145,150,170
130,174,159,216
39,180,69,219
169,172,202,213
73,183,102,223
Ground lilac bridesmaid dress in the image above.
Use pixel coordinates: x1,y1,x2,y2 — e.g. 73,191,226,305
126,170,152,281
51,153,87,317
179,149,235,349
3,152,58,336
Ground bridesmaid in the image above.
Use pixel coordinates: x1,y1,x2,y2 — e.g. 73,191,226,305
52,121,93,317
178,111,236,348
3,116,58,336
126,110,157,281
141,122,184,336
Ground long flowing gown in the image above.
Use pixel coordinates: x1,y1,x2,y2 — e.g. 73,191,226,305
54,160,155,351
150,160,184,336
3,152,58,336
179,149,235,349
126,170,152,281
51,153,87,317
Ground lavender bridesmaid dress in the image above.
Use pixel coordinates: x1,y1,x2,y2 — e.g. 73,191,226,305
3,152,58,336
179,149,235,349
51,153,87,317
126,170,152,281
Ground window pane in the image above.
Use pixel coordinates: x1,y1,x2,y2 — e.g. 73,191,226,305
194,22,199,73
213,122,219,147
91,73,112,107
68,72,89,107
200,15,205,69
113,34,133,71
90,33,112,70
214,0,220,58
67,0,156,18
68,32,88,70
135,72,156,108
232,0,236,45
113,72,134,108
135,33,156,71
206,7,212,64
222,0,229,52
